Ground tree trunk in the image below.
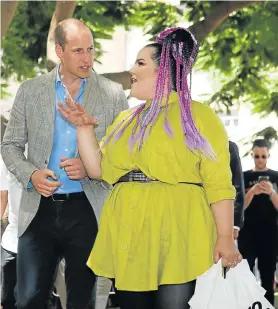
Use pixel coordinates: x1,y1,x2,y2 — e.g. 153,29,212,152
102,71,131,90
1,1,18,38
46,0,76,72
102,1,260,89
189,0,261,43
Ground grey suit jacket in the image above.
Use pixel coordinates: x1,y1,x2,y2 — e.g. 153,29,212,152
1,68,129,237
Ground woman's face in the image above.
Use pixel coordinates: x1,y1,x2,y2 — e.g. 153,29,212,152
129,47,158,100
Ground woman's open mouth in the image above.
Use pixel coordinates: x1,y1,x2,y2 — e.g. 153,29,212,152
131,77,137,84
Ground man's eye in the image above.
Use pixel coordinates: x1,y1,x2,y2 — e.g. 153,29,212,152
75,49,82,53
88,47,94,52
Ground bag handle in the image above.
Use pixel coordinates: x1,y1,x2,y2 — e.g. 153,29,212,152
216,258,229,279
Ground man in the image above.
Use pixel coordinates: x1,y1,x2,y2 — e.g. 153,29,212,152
238,139,278,305
1,157,20,309
229,141,245,240
1,18,128,309
1,157,67,309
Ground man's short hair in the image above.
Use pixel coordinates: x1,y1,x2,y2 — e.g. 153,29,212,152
252,139,269,149
54,18,90,51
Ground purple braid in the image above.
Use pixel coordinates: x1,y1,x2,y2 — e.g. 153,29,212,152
102,27,216,159
157,27,216,159
100,104,145,150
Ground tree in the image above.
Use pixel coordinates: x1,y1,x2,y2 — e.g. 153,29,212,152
102,1,261,89
1,1,277,145
1,1,138,82
1,0,18,38
1,1,278,116
188,1,260,43
47,1,77,71
1,1,56,82
186,1,278,143
195,1,278,117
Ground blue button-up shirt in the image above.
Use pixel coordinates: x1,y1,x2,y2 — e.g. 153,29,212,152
48,67,87,193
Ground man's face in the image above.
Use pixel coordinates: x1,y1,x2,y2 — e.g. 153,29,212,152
252,146,270,170
56,27,94,79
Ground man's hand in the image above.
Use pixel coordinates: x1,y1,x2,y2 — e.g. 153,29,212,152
251,183,263,195
31,169,61,197
259,181,273,195
60,158,86,180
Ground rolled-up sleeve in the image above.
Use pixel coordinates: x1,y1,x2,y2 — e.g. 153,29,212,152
197,105,236,204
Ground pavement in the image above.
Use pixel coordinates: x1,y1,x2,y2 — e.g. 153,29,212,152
107,291,278,308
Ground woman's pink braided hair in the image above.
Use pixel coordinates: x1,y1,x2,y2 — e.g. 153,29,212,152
102,27,216,159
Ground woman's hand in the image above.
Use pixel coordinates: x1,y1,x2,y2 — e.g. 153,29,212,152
58,99,99,127
214,235,242,268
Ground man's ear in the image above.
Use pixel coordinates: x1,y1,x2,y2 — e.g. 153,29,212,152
55,44,63,59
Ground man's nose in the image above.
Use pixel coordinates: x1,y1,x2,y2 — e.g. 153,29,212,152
84,51,92,64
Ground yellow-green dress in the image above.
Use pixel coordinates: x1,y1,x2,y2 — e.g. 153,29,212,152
87,92,235,291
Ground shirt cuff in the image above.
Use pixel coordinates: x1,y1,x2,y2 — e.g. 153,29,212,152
233,226,240,231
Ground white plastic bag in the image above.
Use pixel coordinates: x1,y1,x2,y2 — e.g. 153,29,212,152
188,259,275,309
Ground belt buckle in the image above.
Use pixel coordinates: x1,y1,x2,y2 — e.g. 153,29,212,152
51,194,66,202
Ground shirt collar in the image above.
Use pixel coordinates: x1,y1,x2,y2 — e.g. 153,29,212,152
145,92,179,109
56,64,87,87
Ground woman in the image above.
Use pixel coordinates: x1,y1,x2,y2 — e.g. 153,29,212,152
58,27,242,309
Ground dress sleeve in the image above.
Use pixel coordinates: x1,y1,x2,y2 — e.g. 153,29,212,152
195,104,236,204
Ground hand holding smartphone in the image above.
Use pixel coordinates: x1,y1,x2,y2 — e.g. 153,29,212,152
258,176,269,182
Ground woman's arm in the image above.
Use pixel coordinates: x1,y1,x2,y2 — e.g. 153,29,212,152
77,126,102,180
58,100,102,179
211,200,234,238
194,104,241,267
211,199,242,267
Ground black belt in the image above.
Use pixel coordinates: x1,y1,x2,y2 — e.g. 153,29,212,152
115,171,202,187
49,192,86,202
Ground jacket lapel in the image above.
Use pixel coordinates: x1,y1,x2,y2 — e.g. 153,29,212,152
75,71,98,157
42,67,56,126
83,71,98,114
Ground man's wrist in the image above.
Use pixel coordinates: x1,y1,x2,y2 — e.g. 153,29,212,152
84,174,91,181
30,169,38,182
80,173,91,184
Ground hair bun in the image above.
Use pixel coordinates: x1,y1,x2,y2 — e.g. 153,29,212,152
156,27,197,46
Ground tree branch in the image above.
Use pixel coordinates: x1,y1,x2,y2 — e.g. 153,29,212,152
189,1,261,43
103,1,261,89
1,1,18,38
46,0,76,71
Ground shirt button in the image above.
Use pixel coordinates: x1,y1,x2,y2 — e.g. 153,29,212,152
131,205,135,209
67,131,70,134
65,149,68,152
124,245,128,250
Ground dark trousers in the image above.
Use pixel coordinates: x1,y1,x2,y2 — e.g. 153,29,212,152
238,230,277,305
16,194,98,309
115,281,196,309
1,247,17,309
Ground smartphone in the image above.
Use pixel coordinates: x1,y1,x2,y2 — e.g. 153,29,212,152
258,176,269,182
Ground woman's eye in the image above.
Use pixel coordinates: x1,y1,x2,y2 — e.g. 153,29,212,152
138,61,144,66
